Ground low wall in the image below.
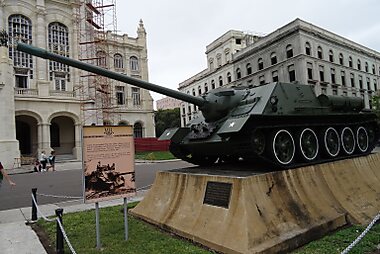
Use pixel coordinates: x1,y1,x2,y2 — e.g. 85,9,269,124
131,153,380,254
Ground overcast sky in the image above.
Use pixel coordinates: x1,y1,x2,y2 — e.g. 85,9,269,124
115,0,380,103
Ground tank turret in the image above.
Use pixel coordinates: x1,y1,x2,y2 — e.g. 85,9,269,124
17,43,380,169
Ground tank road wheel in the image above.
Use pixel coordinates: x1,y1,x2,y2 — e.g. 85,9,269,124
272,129,295,165
356,126,369,153
341,127,356,155
299,128,319,161
251,129,266,155
323,127,340,157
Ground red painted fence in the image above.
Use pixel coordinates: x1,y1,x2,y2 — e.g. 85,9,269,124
134,138,170,152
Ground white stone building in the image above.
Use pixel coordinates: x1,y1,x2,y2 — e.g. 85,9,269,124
179,19,380,127
0,0,154,168
156,96,181,110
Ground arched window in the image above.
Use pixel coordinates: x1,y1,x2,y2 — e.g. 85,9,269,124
305,42,311,56
211,79,216,89
96,51,106,67
339,53,344,65
130,56,139,71
258,58,263,70
365,62,369,72
372,64,376,74
329,50,334,62
227,72,232,83
270,52,277,65
286,45,293,58
114,53,123,69
192,88,196,96
8,14,33,87
134,122,143,138
48,22,69,90
357,59,361,70
204,83,208,93
236,68,241,79
246,63,252,75
198,85,202,95
317,46,323,59
219,76,223,86
349,56,353,68
216,53,222,67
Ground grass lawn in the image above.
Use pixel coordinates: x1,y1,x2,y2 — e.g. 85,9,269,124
135,151,176,161
36,202,214,254
36,201,380,254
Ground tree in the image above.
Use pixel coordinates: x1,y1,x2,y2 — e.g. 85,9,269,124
154,108,181,138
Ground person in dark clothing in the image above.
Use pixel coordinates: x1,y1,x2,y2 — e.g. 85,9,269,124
47,150,56,171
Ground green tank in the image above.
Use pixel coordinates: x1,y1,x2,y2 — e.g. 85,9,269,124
17,43,380,168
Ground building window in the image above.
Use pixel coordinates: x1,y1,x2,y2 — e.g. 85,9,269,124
55,78,66,91
359,75,363,90
305,42,311,56
216,53,222,67
8,14,34,82
365,62,369,72
116,86,125,105
374,79,378,91
270,52,277,65
329,50,334,62
192,88,196,96
272,71,278,82
317,46,323,59
258,58,263,70
198,86,202,95
331,68,336,84
321,86,327,94
307,62,313,80
236,68,241,79
209,58,214,71
130,56,139,71
225,49,230,62
372,64,376,74
286,45,293,58
48,22,70,87
114,54,123,69
211,79,216,89
259,75,265,85
288,65,296,82
367,78,370,90
96,51,106,67
246,63,252,75
227,73,232,83
332,86,338,95
349,56,353,68
204,83,208,93
219,76,223,86
341,71,346,87
133,122,143,138
339,53,344,65
350,73,355,87
357,59,361,70
319,65,325,82
132,87,141,105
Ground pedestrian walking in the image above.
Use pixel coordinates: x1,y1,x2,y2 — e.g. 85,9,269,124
0,161,16,189
47,150,56,171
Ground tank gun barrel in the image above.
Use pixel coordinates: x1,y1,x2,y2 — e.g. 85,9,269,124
17,43,206,107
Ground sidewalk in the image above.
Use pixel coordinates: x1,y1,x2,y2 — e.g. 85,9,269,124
1,159,148,254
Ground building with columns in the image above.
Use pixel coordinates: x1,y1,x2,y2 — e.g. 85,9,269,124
0,0,154,168
156,96,181,110
179,19,380,127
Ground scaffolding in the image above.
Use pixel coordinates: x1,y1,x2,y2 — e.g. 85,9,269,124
74,0,118,126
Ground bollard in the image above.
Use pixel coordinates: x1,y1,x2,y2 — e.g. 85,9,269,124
55,208,64,254
31,188,37,221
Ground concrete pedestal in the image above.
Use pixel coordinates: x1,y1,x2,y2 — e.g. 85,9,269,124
131,153,380,254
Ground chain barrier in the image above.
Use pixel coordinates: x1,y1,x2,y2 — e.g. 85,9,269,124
37,193,82,199
56,217,77,254
31,193,77,254
341,212,380,254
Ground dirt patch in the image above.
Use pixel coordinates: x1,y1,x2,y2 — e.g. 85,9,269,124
30,223,55,254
